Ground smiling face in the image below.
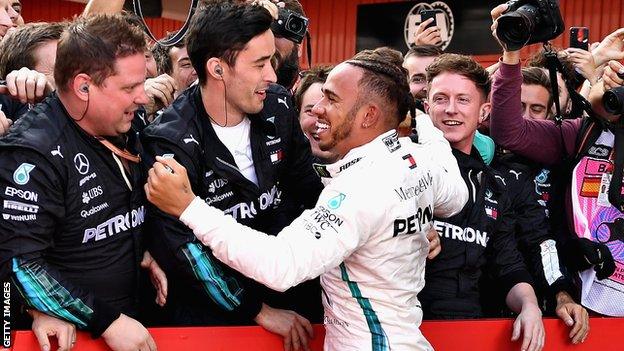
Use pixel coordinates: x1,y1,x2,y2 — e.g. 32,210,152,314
299,82,334,161
426,71,490,154
86,53,149,136
222,29,277,117
170,45,197,94
403,55,437,100
311,63,365,160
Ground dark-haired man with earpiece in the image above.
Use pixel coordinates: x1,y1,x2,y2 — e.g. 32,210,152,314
140,2,323,348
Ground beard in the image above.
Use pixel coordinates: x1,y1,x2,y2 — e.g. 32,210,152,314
276,48,300,89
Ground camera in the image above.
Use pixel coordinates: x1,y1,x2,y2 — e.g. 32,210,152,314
603,86,624,115
496,0,564,51
271,8,309,44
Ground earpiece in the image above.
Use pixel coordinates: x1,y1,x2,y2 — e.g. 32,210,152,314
215,65,223,76
80,84,89,93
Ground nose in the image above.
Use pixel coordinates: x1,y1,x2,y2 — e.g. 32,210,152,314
0,8,14,28
445,98,457,114
311,101,325,117
135,85,150,106
264,63,277,84
7,6,18,24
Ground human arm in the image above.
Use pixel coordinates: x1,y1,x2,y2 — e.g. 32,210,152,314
145,155,386,292
505,282,545,351
30,309,76,351
82,0,125,16
0,151,121,338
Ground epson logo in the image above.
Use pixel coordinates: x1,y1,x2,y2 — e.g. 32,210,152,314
4,186,38,202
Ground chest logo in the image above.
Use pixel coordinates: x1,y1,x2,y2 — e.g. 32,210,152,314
74,153,90,175
13,163,35,185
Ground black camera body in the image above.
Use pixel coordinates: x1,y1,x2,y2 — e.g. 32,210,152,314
603,86,624,116
497,0,564,51
271,8,308,44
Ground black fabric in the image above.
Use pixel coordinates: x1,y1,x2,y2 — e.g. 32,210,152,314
0,93,146,335
420,148,532,319
141,84,323,325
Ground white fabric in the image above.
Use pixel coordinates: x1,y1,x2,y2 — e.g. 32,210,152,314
212,118,258,185
181,115,467,350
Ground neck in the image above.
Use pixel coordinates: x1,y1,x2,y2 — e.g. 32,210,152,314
58,90,99,136
201,82,245,127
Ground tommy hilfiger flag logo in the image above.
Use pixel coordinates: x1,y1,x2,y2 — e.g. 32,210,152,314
270,150,284,164
402,154,417,169
485,205,498,219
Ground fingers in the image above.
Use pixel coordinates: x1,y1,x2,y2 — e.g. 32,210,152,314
490,3,509,21
70,326,76,350
290,326,302,351
520,322,532,351
416,18,434,34
156,155,186,174
603,63,624,90
0,112,12,136
5,68,48,104
511,318,521,341
32,327,51,351
569,307,589,344
297,315,314,338
283,329,292,351
57,325,70,351
147,333,157,351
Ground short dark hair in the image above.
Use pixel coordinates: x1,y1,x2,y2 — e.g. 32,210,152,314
152,31,185,75
522,66,554,113
426,53,491,99
405,45,443,59
186,1,273,84
347,47,415,127
0,22,65,78
294,65,332,112
54,14,146,92
281,0,305,16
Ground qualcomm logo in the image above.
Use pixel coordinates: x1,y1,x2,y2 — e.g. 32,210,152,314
13,163,35,185
404,1,455,51
74,153,90,175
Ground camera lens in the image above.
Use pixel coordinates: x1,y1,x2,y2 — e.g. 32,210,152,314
497,4,538,51
286,17,305,35
603,87,624,115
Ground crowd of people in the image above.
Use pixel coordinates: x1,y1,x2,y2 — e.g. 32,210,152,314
0,0,622,350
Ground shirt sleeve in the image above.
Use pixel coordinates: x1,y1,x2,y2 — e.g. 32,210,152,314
0,150,120,337
141,137,264,320
414,114,468,218
489,62,582,166
180,180,388,292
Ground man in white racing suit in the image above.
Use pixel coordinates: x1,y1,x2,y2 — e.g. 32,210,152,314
145,48,468,350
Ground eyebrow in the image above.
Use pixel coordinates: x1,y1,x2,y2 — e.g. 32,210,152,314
253,55,273,64
321,87,339,100
177,57,191,64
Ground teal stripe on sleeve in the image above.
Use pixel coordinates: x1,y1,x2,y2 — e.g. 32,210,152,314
182,242,243,311
12,258,93,328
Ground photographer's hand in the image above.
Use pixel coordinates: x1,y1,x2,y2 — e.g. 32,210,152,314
603,60,624,91
566,48,600,84
413,18,442,46
490,3,520,64
592,28,624,67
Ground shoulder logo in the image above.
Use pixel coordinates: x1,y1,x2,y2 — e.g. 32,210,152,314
183,134,200,145
382,131,400,152
402,154,417,169
509,170,522,180
51,145,63,158
277,97,289,109
327,193,346,210
74,153,90,175
13,163,35,185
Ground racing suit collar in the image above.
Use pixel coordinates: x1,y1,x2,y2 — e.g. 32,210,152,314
313,129,400,181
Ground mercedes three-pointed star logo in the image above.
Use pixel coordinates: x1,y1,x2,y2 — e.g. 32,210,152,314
74,153,90,175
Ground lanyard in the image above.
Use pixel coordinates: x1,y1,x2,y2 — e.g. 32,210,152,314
95,137,141,163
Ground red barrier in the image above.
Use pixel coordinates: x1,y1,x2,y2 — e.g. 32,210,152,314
6,318,624,350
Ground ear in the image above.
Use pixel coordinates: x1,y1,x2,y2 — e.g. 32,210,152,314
206,58,225,80
423,99,430,114
360,103,380,129
479,102,492,124
71,73,91,102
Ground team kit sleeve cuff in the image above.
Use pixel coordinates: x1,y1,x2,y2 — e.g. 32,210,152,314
180,196,227,242
89,299,122,338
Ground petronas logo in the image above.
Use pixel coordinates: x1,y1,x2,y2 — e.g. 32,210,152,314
327,193,346,210
13,163,35,185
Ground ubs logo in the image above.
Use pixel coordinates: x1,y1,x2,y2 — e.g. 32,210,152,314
74,153,90,175
404,1,455,50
